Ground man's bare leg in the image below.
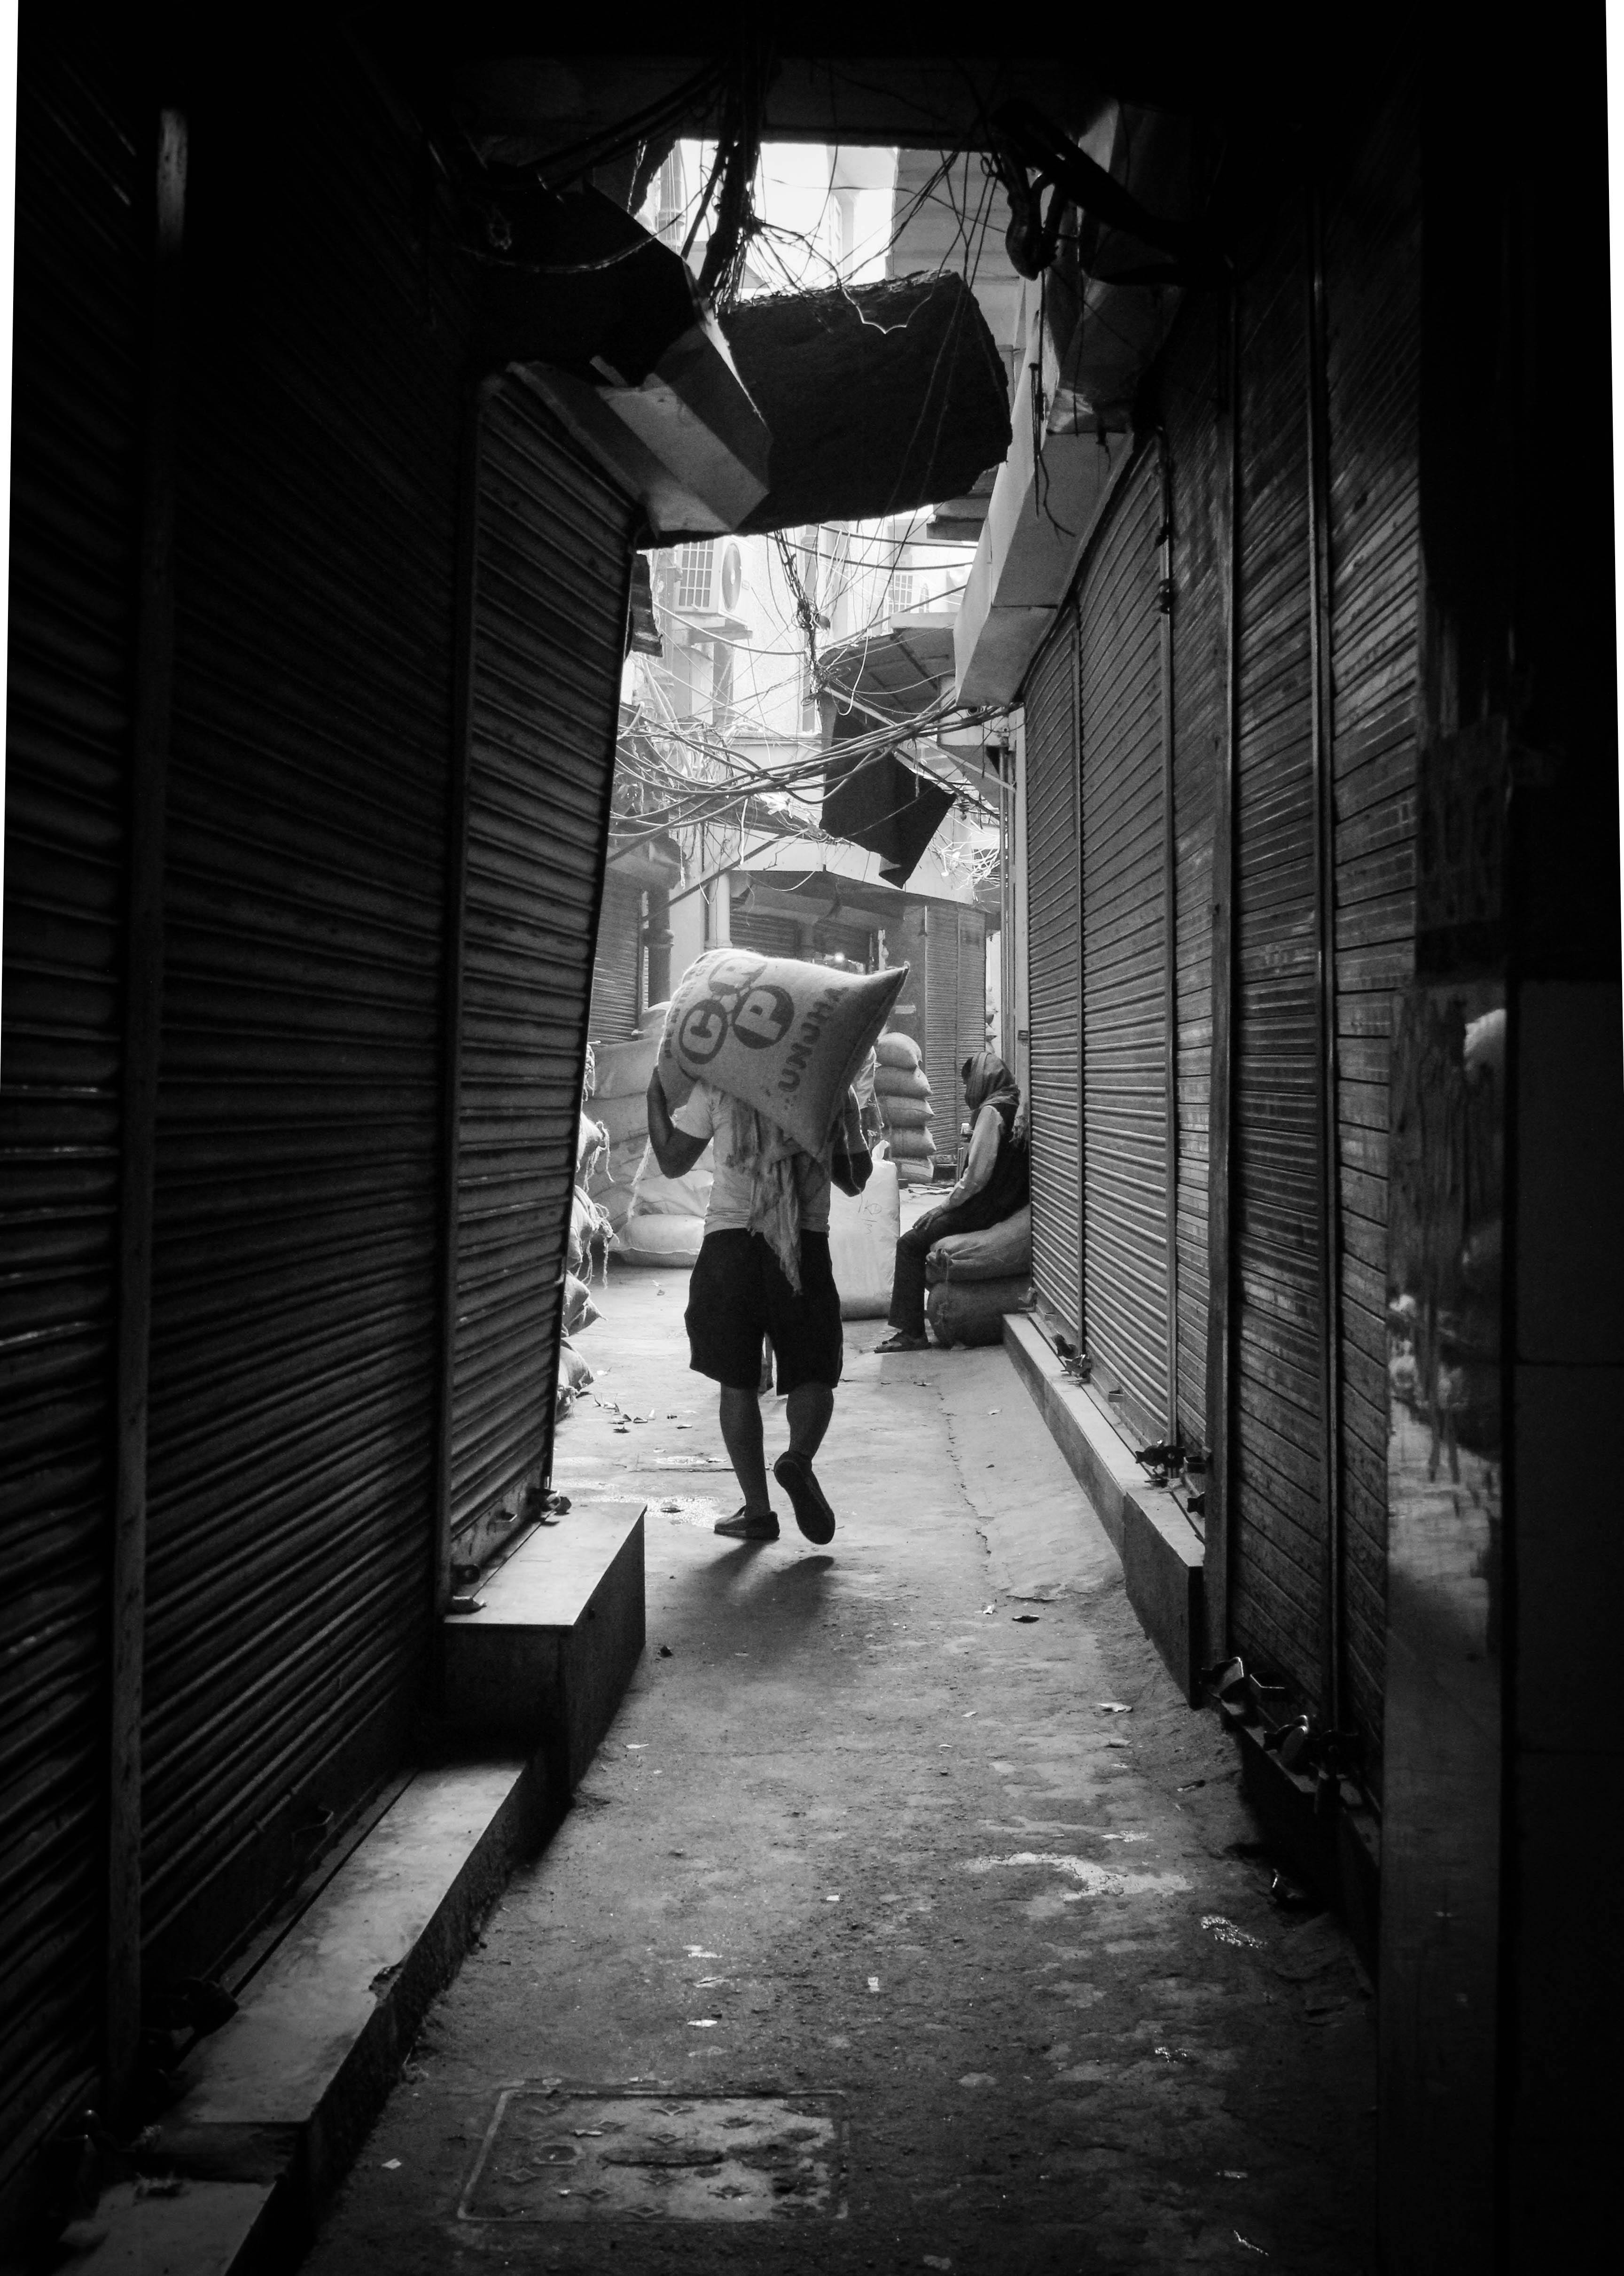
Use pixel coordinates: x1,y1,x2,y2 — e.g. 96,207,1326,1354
785,1383,833,1463
718,1384,773,1515
774,1381,837,1543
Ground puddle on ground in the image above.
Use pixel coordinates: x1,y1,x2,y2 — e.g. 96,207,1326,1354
459,2090,847,2224
964,1852,1191,1899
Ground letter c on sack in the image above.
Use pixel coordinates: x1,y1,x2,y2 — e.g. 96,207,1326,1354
731,985,795,1051
679,999,731,1064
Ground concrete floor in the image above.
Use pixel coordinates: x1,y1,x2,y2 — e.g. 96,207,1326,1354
304,1267,1375,2275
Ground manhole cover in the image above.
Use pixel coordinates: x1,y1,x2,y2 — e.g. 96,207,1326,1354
460,2089,847,2224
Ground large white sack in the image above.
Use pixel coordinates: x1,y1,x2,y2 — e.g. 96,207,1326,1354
592,1089,650,1148
628,1139,713,1220
562,1271,600,1334
592,1028,663,1100
599,1185,634,1233
875,1031,922,1071
896,1158,936,1185
578,1114,608,1174
589,1127,645,1189
925,1204,1032,1286
656,949,908,1156
828,1154,901,1320
615,1214,704,1266
568,1185,611,1275
588,1131,645,1217
927,1274,1034,1347
556,1335,593,1421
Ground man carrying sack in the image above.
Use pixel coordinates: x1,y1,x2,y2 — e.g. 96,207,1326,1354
645,949,906,1544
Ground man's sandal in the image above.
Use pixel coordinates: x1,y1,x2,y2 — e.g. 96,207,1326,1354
773,1450,836,1544
714,1508,780,1541
874,1331,930,1353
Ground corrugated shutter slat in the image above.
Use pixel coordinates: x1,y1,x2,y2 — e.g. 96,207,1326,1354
1023,613,1081,1336
1230,207,1327,1709
140,49,471,1988
925,903,961,1149
1323,86,1421,1795
451,381,635,1540
0,31,142,2176
589,875,644,1044
727,908,800,960
956,909,986,1093
1166,298,1226,1451
1080,453,1169,1442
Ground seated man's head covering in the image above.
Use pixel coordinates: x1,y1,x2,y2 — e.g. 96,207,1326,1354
961,1050,1021,1130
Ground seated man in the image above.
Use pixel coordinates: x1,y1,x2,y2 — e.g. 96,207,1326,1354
875,1051,1030,1353
647,1070,870,1543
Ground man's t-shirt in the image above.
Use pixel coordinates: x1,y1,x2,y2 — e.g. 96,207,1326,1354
671,1081,832,1235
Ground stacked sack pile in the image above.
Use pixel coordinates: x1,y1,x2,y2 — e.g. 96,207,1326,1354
585,1010,667,1237
580,1006,715,1268
617,1137,712,1267
873,1029,937,1185
557,1112,611,1418
923,1203,1034,1347
827,1148,902,1318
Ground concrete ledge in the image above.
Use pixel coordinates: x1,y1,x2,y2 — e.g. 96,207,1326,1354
61,2178,275,2276
145,1754,547,2265
1003,1313,1204,1702
441,1502,647,1789
71,1506,649,2274
1227,1710,1382,1979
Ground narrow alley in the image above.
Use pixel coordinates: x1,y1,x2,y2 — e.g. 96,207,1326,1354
305,1273,1374,2275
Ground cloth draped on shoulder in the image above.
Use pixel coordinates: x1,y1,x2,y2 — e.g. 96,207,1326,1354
721,1089,865,1294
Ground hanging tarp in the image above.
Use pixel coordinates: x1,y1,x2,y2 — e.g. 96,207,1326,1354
724,275,1012,535
821,745,953,885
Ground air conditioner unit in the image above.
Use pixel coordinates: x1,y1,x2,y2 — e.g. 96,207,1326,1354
670,537,747,619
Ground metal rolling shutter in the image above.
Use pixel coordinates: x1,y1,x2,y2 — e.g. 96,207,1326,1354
0,32,141,2175
140,54,472,1985
588,873,643,1043
1322,88,1421,1792
450,382,635,1544
1229,205,1327,1711
1023,610,1082,1337
728,908,800,959
1165,298,1226,1453
886,904,930,1087
956,907,987,1072
1079,452,1169,1443
925,905,962,1154
819,919,873,969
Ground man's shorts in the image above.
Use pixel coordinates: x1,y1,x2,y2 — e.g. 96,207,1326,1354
685,1229,843,1395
